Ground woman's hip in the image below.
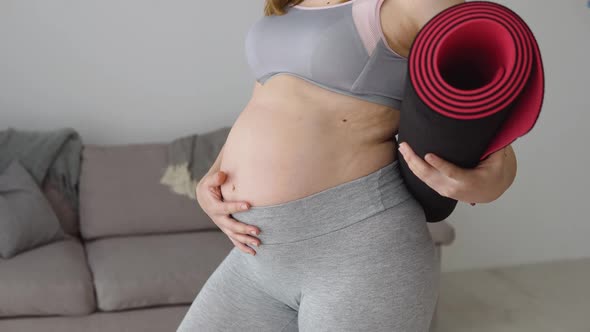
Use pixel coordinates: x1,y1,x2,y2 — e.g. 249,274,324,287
229,159,437,271
225,191,439,315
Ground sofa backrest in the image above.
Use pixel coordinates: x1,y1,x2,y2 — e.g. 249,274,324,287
79,143,214,240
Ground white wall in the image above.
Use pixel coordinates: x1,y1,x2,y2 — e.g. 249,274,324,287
443,0,590,271
0,0,265,144
1,0,588,271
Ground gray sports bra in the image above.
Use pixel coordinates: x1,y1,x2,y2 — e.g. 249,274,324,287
245,0,408,109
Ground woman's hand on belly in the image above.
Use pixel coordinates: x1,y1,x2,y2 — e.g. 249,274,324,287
196,170,262,256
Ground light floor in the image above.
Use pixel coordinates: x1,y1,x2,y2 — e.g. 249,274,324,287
435,257,590,332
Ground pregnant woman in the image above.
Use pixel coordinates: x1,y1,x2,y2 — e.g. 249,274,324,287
178,0,517,331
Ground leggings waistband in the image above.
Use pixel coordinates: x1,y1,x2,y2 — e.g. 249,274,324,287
230,159,415,244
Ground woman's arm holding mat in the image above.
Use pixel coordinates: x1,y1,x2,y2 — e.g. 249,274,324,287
398,142,518,204
391,0,518,205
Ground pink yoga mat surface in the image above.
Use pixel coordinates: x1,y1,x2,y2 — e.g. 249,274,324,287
409,1,544,160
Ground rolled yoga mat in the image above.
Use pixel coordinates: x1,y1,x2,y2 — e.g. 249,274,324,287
397,1,544,223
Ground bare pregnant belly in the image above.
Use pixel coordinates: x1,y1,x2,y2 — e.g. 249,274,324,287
219,77,401,208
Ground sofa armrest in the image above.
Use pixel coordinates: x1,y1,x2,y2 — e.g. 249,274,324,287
427,220,455,246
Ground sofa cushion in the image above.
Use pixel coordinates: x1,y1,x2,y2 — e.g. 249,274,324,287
79,144,214,240
85,231,234,311
0,239,95,317
0,159,65,258
0,305,189,332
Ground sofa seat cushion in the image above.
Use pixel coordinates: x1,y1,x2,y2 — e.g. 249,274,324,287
85,231,234,311
0,239,96,317
79,144,215,240
0,305,189,332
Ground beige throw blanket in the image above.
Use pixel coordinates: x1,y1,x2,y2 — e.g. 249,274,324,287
160,126,231,199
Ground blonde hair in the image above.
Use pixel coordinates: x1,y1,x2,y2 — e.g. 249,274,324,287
264,0,304,16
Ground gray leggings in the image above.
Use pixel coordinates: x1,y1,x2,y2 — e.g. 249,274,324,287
176,160,440,332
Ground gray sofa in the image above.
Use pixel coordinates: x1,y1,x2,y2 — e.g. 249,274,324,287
0,142,455,332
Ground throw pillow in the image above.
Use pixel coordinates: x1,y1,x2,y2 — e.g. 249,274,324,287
0,159,65,258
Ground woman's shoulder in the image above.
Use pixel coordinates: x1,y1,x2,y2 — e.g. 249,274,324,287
379,0,465,57
377,0,418,58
